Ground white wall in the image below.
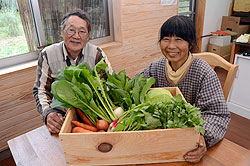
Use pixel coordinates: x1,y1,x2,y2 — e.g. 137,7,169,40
201,0,233,52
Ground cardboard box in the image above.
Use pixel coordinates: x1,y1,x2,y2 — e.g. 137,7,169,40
221,16,249,40
209,36,231,46
208,44,232,61
59,87,200,166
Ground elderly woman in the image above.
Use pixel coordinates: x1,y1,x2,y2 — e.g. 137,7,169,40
138,15,230,163
33,9,112,134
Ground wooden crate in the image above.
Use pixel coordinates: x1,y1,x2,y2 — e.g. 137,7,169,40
59,87,200,165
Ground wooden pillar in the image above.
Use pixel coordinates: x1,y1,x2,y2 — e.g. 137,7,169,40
194,0,206,53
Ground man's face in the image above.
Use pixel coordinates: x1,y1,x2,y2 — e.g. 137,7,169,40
62,15,89,56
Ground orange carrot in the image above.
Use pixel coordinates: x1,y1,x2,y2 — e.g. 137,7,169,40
72,120,98,132
76,108,95,126
72,127,93,133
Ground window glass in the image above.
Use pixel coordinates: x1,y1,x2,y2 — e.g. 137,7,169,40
36,0,111,46
0,0,113,69
178,0,195,19
0,0,29,60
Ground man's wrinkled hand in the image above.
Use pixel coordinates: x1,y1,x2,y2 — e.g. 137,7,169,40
46,112,64,134
184,135,207,163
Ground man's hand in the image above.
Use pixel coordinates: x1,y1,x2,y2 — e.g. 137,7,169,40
46,112,64,134
184,135,207,163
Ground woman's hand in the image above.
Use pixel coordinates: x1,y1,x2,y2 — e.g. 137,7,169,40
46,112,64,134
184,135,207,163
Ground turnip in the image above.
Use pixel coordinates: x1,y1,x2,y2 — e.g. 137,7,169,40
114,107,124,118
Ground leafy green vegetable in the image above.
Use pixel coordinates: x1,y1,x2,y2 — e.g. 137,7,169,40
51,59,117,124
93,58,117,121
131,74,147,105
113,94,206,135
51,80,105,124
145,88,173,104
51,57,205,134
106,70,155,110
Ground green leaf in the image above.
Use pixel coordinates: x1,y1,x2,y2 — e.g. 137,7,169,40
144,111,162,128
195,125,205,135
139,77,155,103
131,74,147,105
50,99,71,109
112,123,125,132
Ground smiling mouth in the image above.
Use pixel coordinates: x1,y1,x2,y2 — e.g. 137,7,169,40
167,52,179,57
71,41,81,44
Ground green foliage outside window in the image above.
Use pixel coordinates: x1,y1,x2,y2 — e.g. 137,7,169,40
0,0,28,59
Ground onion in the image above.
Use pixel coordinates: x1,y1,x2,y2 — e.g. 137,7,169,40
96,120,109,130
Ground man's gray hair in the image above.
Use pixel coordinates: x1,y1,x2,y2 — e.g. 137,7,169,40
60,9,91,33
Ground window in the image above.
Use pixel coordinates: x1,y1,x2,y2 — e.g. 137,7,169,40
0,0,114,69
32,0,113,46
178,0,195,19
0,0,30,67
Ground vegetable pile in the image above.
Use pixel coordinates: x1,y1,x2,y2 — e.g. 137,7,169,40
113,94,205,135
51,58,205,134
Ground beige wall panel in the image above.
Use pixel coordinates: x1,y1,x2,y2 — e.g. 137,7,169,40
121,3,175,14
121,8,177,23
121,0,161,6
104,38,159,58
121,17,171,31
122,25,160,39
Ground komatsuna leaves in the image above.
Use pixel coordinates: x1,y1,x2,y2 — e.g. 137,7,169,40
131,74,147,105
50,99,72,109
52,80,90,108
139,77,155,104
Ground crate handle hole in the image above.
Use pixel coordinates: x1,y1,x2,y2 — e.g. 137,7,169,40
98,142,113,153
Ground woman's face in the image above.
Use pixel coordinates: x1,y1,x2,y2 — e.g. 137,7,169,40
62,15,89,56
160,36,190,71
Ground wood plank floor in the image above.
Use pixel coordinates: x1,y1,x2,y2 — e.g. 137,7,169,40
224,113,250,150
0,112,250,166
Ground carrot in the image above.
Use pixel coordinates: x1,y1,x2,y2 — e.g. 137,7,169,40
72,120,98,132
72,127,93,133
76,108,95,126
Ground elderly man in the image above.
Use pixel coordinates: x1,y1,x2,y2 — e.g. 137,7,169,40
33,9,112,134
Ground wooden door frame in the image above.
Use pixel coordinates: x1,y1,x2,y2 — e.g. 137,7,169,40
195,0,206,53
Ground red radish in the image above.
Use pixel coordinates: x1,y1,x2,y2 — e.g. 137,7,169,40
107,119,119,132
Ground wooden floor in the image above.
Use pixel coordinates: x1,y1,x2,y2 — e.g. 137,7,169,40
0,112,249,166
225,113,250,150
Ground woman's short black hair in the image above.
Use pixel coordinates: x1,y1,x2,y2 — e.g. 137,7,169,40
61,9,91,33
159,15,197,52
